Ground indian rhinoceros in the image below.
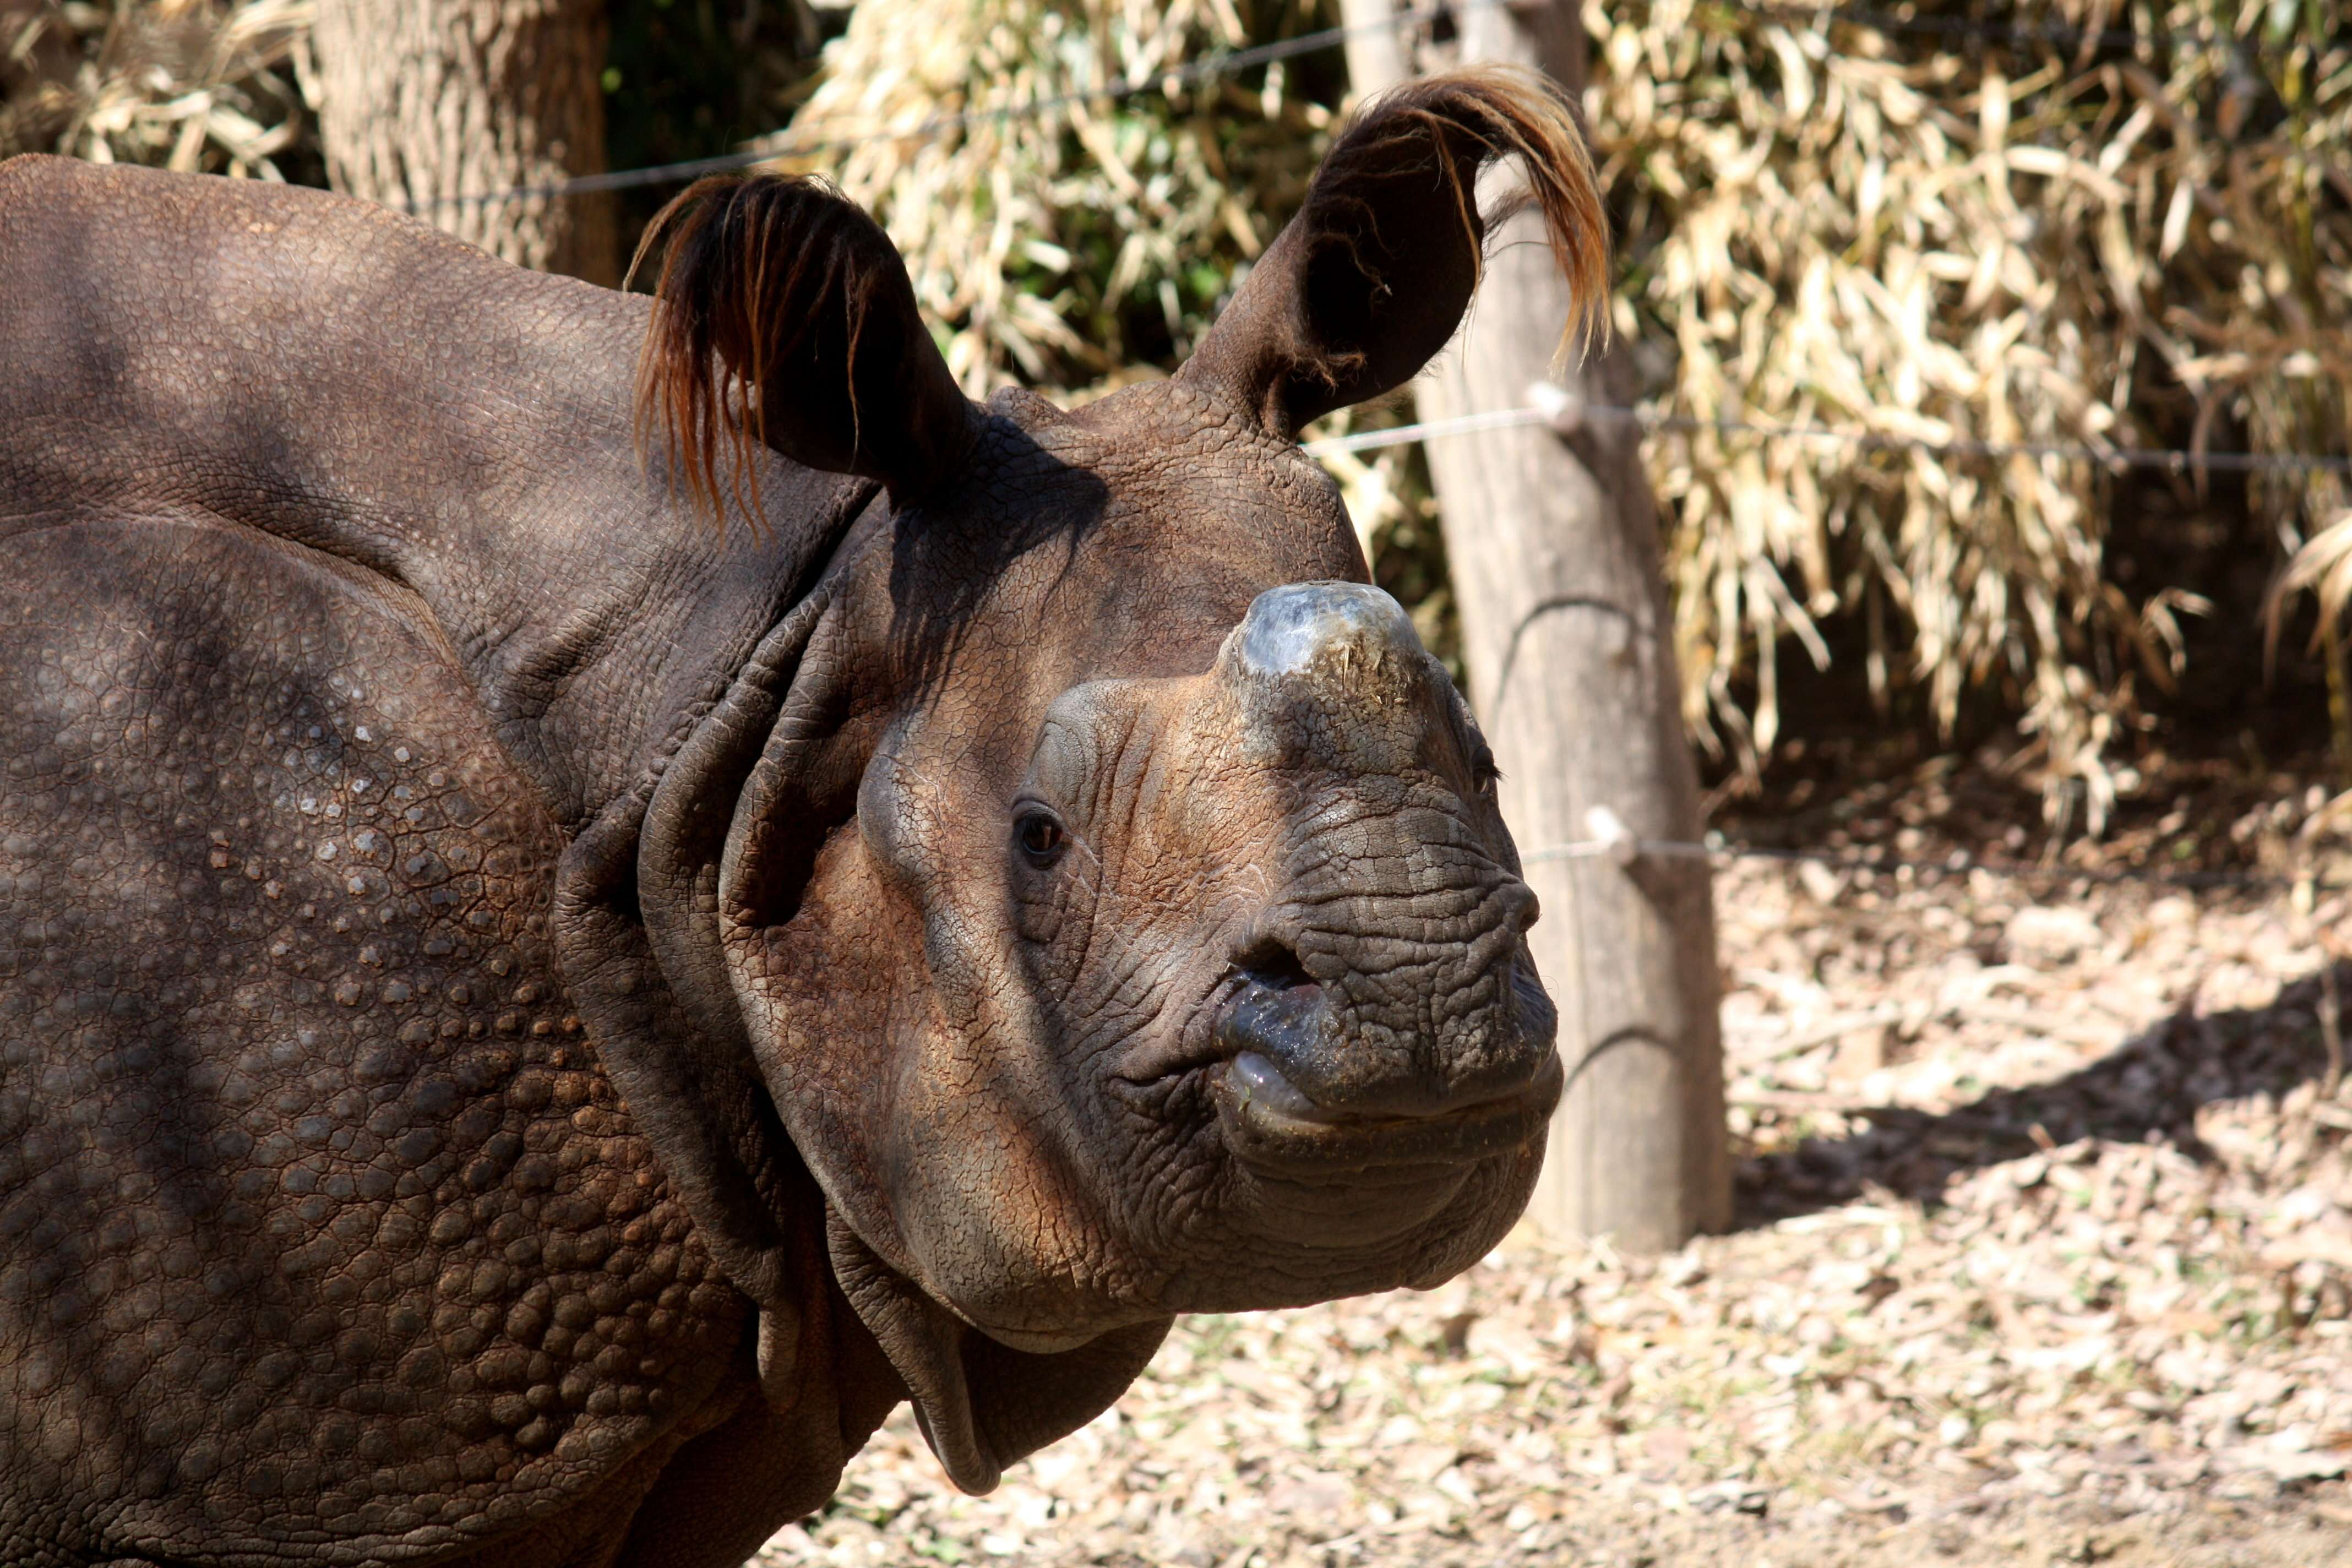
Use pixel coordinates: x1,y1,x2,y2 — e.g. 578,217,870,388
0,66,1603,1568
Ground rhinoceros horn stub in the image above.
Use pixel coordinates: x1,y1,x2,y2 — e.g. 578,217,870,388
1221,580,1439,775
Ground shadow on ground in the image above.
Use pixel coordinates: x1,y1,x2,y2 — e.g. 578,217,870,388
1733,961,2346,1228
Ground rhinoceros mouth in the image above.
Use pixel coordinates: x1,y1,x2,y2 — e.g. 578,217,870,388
1105,945,1560,1171
1208,1047,1561,1174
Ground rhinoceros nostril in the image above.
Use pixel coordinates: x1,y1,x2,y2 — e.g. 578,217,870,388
1215,965,1348,1125
1215,950,1329,1069
1230,934,1315,994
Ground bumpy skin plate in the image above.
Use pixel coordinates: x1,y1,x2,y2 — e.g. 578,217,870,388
0,519,796,1567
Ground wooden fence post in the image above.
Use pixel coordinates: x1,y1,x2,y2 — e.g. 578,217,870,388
314,0,619,287
1339,0,1728,1250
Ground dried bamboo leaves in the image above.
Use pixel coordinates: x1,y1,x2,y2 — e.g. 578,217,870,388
1582,0,2349,819
0,0,314,177
772,0,1335,394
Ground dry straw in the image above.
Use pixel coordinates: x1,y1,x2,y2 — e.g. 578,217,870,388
0,0,314,176
1577,0,2348,826
767,0,1340,393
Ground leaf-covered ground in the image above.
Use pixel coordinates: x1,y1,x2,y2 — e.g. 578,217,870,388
761,771,2352,1567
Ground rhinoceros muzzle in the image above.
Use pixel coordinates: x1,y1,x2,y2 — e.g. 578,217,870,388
1188,581,1563,1171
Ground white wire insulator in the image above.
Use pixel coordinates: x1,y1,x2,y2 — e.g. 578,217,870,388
1582,804,1640,867
1528,380,1585,436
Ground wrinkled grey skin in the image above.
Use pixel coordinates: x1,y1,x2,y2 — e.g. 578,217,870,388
0,75,1568,1568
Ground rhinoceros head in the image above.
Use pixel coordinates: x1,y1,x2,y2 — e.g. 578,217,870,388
590,67,1606,1491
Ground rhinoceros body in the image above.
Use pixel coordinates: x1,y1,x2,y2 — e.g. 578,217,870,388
0,68,1597,1568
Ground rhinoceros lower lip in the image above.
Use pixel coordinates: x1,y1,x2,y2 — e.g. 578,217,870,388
1211,1048,1564,1172
1226,1049,1339,1121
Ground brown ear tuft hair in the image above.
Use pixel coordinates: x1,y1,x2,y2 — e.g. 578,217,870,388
1367,63,1610,350
1178,64,1609,438
632,173,975,524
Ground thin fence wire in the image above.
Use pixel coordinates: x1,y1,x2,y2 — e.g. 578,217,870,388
1521,833,2315,891
389,0,2352,484
1730,0,2157,48
357,6,2339,894
402,0,1490,213
1302,401,2352,477
404,0,2239,215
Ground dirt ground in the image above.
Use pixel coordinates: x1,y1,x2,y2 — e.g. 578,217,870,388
758,756,2352,1567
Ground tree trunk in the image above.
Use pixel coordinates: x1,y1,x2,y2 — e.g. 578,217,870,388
313,0,618,287
1340,0,1728,1250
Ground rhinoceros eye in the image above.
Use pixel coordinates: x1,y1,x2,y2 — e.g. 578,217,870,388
1470,743,1501,796
1015,808,1067,866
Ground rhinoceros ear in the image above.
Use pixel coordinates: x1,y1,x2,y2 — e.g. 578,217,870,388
1176,65,1609,439
634,173,980,513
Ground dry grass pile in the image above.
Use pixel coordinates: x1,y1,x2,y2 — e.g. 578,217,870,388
767,0,1340,393
0,0,312,176
2272,503,2352,747
1571,0,2350,824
